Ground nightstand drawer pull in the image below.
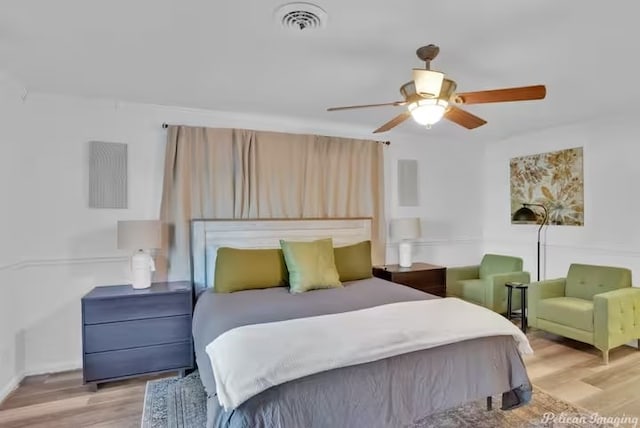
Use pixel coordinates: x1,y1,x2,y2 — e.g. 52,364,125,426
84,315,191,353
83,293,191,324
83,341,191,382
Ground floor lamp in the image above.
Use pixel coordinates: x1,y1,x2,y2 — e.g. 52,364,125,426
512,203,549,281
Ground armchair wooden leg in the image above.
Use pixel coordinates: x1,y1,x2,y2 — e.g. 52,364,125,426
602,349,609,365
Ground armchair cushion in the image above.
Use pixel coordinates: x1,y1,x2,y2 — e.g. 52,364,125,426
594,288,640,351
446,265,480,298
528,278,566,328
479,254,523,279
565,264,632,301
537,297,594,332
446,255,528,313
457,279,485,305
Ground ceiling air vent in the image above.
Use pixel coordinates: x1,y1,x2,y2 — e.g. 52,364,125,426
275,3,327,31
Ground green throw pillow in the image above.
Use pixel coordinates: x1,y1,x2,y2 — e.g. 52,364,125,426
214,247,288,293
280,238,342,293
334,240,373,282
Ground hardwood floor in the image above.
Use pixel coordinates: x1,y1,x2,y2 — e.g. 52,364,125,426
0,372,168,428
1,329,639,427
525,331,640,418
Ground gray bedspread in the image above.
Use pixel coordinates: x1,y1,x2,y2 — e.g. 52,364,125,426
192,277,531,428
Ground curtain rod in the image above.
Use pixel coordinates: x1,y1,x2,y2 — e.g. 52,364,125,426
161,123,390,145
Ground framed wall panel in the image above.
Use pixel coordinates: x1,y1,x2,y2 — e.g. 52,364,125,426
397,159,419,207
89,141,128,209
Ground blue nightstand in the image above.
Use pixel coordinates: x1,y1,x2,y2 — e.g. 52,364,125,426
81,281,193,390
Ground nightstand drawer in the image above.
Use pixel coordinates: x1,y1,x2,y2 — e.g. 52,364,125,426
83,293,191,324
392,273,426,289
372,269,393,282
416,285,446,297
394,271,445,290
84,341,192,382
372,263,446,297
84,315,191,353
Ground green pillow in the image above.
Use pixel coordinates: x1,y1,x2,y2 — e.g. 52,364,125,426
280,238,342,293
214,247,288,293
334,240,373,282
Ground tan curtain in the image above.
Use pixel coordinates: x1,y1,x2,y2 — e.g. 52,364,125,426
159,126,386,281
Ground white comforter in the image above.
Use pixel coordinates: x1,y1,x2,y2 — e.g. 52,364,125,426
206,297,533,410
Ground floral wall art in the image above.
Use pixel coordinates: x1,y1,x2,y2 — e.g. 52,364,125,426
510,147,584,226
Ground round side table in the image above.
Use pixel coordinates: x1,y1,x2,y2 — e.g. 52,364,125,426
505,282,529,333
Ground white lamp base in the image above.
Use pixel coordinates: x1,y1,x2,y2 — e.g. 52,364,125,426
131,250,155,289
398,241,413,268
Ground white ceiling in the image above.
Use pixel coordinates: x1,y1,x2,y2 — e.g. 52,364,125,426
1,1,639,141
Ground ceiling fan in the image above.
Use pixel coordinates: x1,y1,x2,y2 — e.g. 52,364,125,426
326,44,546,133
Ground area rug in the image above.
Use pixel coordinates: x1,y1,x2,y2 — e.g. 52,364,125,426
141,371,618,428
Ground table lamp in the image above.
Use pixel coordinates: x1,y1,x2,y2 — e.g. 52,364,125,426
117,220,161,289
390,217,422,268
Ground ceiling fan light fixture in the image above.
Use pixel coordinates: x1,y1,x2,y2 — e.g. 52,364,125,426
325,44,546,134
408,98,448,126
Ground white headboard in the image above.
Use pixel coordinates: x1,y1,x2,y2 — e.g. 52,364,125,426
190,218,372,295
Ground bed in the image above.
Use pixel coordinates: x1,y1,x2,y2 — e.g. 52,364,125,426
190,219,532,428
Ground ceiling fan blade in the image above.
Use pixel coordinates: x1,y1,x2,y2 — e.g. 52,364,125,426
455,85,546,105
444,106,487,129
373,111,412,133
327,101,406,112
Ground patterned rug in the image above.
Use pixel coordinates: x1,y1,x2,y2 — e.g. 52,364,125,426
142,371,619,428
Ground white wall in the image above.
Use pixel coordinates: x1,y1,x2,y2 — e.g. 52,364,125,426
0,80,30,400
483,114,640,282
6,81,635,401
0,86,484,400
384,138,484,265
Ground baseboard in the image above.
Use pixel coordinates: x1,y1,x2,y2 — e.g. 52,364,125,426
0,361,82,404
0,373,24,404
23,360,82,377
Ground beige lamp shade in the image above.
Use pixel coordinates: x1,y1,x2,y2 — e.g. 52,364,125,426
390,217,422,241
117,220,161,250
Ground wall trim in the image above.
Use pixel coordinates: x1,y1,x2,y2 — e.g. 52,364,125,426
484,240,640,257
137,99,425,142
386,238,482,248
543,243,640,257
0,374,23,404
1,241,483,269
0,256,128,271
0,239,484,271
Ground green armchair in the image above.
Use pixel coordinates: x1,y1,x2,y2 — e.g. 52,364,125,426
446,254,530,314
528,263,640,363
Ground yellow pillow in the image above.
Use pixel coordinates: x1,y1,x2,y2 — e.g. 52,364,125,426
280,238,342,293
334,240,373,282
214,247,288,293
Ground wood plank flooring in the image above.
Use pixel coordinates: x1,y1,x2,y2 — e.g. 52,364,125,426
1,329,639,427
